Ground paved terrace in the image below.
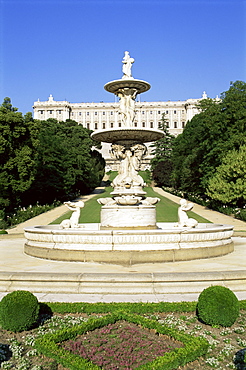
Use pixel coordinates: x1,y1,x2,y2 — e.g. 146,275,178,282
1,187,246,303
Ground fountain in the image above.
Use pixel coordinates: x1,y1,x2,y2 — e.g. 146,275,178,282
24,52,234,265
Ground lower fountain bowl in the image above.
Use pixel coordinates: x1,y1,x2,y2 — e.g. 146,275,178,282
24,223,234,266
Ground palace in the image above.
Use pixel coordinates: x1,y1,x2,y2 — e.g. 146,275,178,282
33,92,208,168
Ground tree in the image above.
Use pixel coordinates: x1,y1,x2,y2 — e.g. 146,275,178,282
171,81,246,196
24,119,105,204
0,98,36,213
206,145,246,207
150,114,175,186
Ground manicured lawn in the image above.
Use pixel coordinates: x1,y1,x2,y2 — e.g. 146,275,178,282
51,172,209,225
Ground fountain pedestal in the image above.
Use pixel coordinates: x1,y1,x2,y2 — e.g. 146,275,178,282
100,205,157,230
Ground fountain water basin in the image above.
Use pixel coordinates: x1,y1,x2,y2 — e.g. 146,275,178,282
24,223,234,266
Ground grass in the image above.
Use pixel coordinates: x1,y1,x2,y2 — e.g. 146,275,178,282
51,171,209,225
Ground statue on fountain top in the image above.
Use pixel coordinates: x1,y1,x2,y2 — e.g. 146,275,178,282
122,51,134,79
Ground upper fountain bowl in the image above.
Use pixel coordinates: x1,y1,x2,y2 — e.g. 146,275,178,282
91,127,164,144
104,78,151,94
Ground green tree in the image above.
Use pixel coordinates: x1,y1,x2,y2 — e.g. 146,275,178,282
150,114,175,186
25,119,105,204
206,145,246,207
0,98,36,213
171,81,246,196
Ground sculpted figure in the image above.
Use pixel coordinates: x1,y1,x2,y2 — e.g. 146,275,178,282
118,88,137,126
122,51,134,79
60,200,84,229
178,199,198,228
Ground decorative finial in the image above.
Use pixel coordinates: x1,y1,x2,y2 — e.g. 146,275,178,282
202,91,208,99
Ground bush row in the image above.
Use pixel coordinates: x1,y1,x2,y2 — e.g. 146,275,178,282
162,187,246,222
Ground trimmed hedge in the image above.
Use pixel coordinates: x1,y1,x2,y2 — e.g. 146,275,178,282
35,310,209,370
47,301,197,315
197,286,240,327
0,291,39,332
45,299,246,315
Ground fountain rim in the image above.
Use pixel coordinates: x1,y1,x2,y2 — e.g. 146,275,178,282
91,127,164,143
104,78,151,94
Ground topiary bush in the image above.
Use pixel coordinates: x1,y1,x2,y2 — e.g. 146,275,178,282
197,285,239,327
0,290,40,332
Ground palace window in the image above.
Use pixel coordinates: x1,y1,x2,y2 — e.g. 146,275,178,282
150,111,152,114
142,122,145,127
94,123,98,129
103,111,105,115
118,122,121,127
182,121,185,128
102,122,106,129
87,112,89,115
87,123,90,129
158,111,161,114
174,110,177,114
79,112,81,115
111,111,113,115
174,122,177,128
40,110,44,114
142,111,145,114
150,122,153,128
49,110,53,114
58,110,62,114
110,122,114,128
134,122,138,127
95,112,97,115
166,110,168,114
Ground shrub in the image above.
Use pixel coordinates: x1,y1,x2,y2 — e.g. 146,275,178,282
0,290,40,332
197,285,239,327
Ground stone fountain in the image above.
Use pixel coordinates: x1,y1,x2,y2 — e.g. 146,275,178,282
24,52,234,265
92,51,163,230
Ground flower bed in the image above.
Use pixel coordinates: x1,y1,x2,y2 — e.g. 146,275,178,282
35,311,209,370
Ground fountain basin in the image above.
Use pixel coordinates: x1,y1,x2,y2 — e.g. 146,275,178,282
104,78,151,94
24,223,234,266
91,128,164,144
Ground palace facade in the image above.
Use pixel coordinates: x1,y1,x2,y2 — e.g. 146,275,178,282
33,92,208,169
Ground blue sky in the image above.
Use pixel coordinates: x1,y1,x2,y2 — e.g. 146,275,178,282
0,0,245,114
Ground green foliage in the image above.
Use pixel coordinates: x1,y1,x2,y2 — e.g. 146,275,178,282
35,311,208,370
45,301,197,315
197,286,240,327
6,201,61,227
0,98,36,213
0,290,40,332
152,159,173,187
0,98,105,225
206,145,246,207
150,114,175,188
25,119,105,204
150,114,175,166
171,81,246,198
